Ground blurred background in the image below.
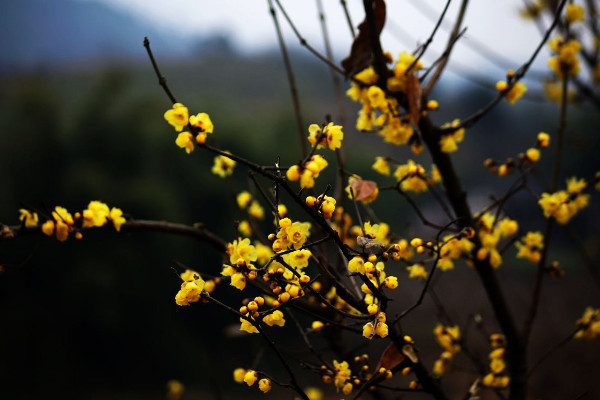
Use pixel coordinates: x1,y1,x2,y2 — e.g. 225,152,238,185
0,0,599,399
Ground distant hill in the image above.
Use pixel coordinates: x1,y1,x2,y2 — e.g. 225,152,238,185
0,0,226,69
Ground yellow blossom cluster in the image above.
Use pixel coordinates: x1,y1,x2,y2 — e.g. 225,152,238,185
548,36,582,79
482,334,510,388
484,132,550,176
475,213,519,268
363,312,389,339
307,122,344,151
233,368,272,393
18,209,39,227
164,103,214,153
575,307,600,339
437,235,475,271
394,160,428,193
286,155,328,189
515,231,544,263
346,53,423,147
542,78,576,103
538,177,590,224
262,257,311,307
332,360,353,394
37,201,126,241
175,269,205,306
222,238,258,290
433,324,461,375
41,206,72,241
496,79,528,104
271,217,311,252
406,263,428,280
439,119,465,153
306,195,336,219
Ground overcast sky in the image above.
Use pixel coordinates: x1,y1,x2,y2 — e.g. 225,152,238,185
86,0,552,78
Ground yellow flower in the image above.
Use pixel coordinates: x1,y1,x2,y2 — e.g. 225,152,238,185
42,220,55,236
434,324,461,355
394,160,428,193
333,360,352,389
367,85,387,109
212,152,236,178
175,278,205,306
109,207,126,231
276,219,311,250
233,368,246,383
238,220,252,236
372,157,390,175
307,122,344,151
164,103,189,132
263,310,286,327
228,238,257,265
342,382,353,395
516,231,544,264
575,307,600,339
175,132,195,154
348,257,366,274
189,112,214,134
498,218,518,236
353,67,378,85
244,370,258,385
55,221,70,242
52,206,74,226
166,380,184,400
407,264,428,280
497,80,527,104
363,221,390,245
379,116,414,145
236,191,253,209
282,249,311,269
393,51,422,78
231,273,247,290
439,119,465,153
548,38,582,78
248,200,264,220
304,387,323,400
565,3,585,23
82,201,110,228
258,378,271,393
240,317,258,334
19,209,39,227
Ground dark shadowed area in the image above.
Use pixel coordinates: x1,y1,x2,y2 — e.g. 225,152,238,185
1,1,599,399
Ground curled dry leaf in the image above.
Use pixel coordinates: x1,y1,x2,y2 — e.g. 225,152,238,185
375,342,406,372
350,179,378,201
406,74,422,125
341,0,387,77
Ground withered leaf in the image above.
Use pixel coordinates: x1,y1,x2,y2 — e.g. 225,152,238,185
375,342,405,371
349,179,378,201
406,73,422,125
341,0,387,77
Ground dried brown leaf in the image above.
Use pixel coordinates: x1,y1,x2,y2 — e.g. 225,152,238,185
375,342,405,371
406,73,422,125
341,0,387,77
349,179,378,201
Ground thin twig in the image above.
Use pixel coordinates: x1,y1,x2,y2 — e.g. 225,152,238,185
423,0,470,97
143,37,177,104
453,0,568,131
523,65,570,344
267,0,308,158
